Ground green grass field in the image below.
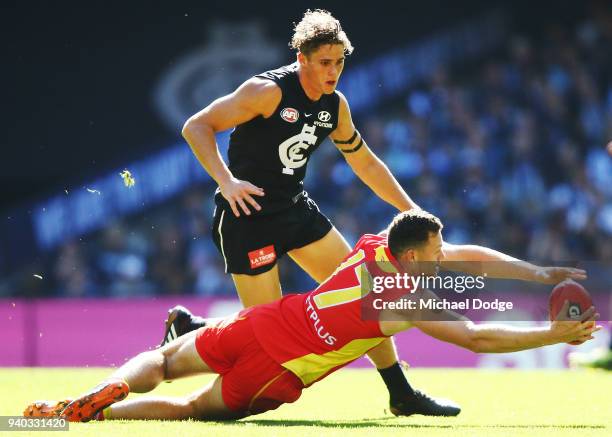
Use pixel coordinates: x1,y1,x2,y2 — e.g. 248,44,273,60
2,368,610,437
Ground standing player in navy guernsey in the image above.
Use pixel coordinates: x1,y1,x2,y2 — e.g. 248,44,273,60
164,9,457,416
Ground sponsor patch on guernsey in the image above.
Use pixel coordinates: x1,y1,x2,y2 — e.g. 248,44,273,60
280,107,299,123
248,245,277,269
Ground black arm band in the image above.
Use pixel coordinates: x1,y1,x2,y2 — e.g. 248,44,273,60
340,138,364,154
333,130,358,145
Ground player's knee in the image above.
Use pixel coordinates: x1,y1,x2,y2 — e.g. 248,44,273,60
186,392,244,421
139,349,170,380
185,393,215,420
159,338,188,380
184,395,202,419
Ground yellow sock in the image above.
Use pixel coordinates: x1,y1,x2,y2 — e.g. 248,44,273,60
102,407,112,420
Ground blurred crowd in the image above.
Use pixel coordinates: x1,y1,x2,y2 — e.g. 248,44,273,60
9,13,612,298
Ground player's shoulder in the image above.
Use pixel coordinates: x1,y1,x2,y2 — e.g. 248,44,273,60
239,76,281,99
256,63,299,82
333,89,350,117
354,233,387,251
235,76,281,111
331,86,348,102
334,89,347,102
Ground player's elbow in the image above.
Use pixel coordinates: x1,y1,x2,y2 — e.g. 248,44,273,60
466,333,502,353
462,323,488,353
181,117,196,139
467,338,487,353
349,153,379,178
182,116,213,142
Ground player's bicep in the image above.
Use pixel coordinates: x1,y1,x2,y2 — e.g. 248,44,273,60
191,95,257,133
439,242,488,276
184,78,280,133
330,92,377,171
341,139,376,173
330,92,363,152
330,92,356,141
441,242,485,262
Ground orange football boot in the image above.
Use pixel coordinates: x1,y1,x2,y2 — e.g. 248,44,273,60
60,380,129,422
24,400,71,417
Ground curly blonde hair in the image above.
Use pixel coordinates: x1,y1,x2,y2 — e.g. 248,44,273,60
290,9,354,56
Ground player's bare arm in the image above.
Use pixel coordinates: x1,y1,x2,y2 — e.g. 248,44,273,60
410,300,600,353
182,78,281,217
383,288,601,352
441,242,587,284
330,91,419,212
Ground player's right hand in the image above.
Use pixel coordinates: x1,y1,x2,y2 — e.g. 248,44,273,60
550,301,601,344
219,177,265,217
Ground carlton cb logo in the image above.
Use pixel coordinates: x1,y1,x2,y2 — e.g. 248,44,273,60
278,124,318,175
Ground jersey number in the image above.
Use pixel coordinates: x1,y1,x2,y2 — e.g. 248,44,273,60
313,250,370,309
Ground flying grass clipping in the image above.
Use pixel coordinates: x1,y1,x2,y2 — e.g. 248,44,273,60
120,169,135,188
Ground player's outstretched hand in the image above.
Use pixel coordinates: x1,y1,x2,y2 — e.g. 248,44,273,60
550,301,601,345
219,177,265,217
535,266,587,284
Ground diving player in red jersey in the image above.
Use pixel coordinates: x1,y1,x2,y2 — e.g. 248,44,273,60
25,210,596,422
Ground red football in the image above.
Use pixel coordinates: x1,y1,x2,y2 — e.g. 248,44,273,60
549,280,593,345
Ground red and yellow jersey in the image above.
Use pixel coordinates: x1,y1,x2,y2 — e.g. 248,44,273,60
249,233,401,386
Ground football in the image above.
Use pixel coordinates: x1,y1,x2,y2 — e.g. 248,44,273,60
549,280,593,345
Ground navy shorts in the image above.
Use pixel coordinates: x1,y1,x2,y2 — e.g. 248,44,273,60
211,194,333,275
